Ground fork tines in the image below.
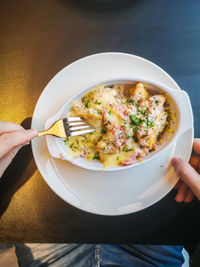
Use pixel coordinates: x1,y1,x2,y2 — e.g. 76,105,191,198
63,117,95,137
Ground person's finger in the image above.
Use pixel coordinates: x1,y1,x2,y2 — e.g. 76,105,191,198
184,190,194,203
172,157,200,200
0,129,37,159
0,121,24,134
174,179,194,203
175,182,188,202
174,179,182,189
193,139,200,155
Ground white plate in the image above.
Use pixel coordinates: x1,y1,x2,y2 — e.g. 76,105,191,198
31,52,194,216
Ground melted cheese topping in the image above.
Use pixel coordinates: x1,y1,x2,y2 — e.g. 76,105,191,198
65,83,174,168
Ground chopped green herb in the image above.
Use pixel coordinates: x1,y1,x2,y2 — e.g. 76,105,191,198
64,137,69,145
69,143,77,150
98,136,102,141
116,156,120,161
130,114,143,126
141,134,148,138
138,108,146,115
167,114,172,122
125,132,130,138
108,120,111,124
108,110,112,116
97,110,102,114
131,99,135,105
95,100,101,105
93,152,100,160
123,119,127,125
101,125,107,134
146,120,155,128
122,147,129,152
146,120,151,126
125,99,131,104
164,102,170,107
84,99,91,108
129,123,133,128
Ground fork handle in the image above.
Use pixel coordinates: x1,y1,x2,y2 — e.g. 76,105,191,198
37,121,66,138
37,130,50,136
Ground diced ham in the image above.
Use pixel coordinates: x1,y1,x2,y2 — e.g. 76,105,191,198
120,153,138,166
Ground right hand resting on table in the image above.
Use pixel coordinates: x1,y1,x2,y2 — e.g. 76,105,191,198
172,138,200,203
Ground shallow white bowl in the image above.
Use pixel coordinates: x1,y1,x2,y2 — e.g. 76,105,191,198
45,77,193,172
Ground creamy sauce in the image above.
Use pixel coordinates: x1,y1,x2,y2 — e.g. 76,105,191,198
65,82,175,168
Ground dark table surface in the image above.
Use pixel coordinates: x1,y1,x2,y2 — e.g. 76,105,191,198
0,0,200,244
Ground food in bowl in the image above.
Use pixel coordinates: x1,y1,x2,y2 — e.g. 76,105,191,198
64,81,176,168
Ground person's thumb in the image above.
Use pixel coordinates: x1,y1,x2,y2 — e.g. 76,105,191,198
172,157,200,200
0,129,37,159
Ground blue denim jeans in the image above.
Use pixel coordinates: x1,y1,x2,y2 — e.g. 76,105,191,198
15,244,184,267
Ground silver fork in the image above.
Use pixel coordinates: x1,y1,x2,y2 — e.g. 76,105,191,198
38,117,96,138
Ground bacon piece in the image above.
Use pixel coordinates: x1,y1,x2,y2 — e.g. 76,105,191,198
120,153,138,166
